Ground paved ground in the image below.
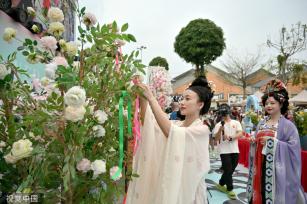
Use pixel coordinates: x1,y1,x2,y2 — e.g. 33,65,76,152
205,153,249,204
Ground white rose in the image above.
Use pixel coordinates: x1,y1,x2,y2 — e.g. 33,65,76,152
76,158,91,173
5,139,33,163
91,160,106,177
64,41,78,56
48,22,65,37
92,125,106,138
110,166,122,180
27,7,36,17
0,141,6,148
31,24,40,33
64,86,86,107
40,36,58,51
94,110,108,124
45,63,57,79
26,53,41,64
82,12,97,27
64,106,86,122
0,64,10,80
47,7,64,22
40,77,52,87
109,147,116,152
3,27,16,43
114,39,125,47
4,153,18,164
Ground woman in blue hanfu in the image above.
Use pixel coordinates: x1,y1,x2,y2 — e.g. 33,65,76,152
247,79,306,204
126,76,214,204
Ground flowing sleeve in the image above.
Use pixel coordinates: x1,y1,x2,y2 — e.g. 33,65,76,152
274,119,306,203
126,105,167,204
157,122,210,204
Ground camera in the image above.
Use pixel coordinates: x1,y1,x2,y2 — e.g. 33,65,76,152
218,104,231,116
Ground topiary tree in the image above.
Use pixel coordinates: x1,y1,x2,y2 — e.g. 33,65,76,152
174,19,225,76
149,56,169,70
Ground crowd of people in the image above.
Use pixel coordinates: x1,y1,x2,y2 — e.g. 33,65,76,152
126,76,306,204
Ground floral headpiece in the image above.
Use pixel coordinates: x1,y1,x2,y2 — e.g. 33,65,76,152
264,79,287,102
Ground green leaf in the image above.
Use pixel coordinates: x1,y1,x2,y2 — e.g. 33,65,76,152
78,26,84,35
25,38,32,45
33,40,38,46
70,164,76,179
29,45,34,53
112,21,118,32
17,46,25,51
80,7,86,14
135,50,139,58
22,51,29,56
127,34,136,42
86,35,93,43
63,173,70,191
131,173,139,178
121,23,129,32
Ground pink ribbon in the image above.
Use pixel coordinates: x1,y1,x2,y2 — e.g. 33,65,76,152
132,96,141,155
54,0,60,6
115,47,123,72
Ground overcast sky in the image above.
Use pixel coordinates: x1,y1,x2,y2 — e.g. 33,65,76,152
79,0,307,78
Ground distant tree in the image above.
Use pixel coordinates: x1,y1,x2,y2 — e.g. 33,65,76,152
267,22,307,84
149,56,169,70
222,51,262,99
174,19,226,77
291,62,307,86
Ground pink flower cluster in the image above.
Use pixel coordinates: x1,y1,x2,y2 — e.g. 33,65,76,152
148,66,172,109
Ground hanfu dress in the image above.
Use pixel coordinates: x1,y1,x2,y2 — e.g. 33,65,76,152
126,105,211,204
247,116,306,204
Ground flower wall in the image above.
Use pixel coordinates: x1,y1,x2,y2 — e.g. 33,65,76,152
0,4,144,203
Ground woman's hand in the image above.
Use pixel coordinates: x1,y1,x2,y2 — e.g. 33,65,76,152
135,82,171,138
136,83,155,102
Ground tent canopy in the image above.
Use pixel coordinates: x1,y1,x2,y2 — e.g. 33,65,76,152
289,90,307,104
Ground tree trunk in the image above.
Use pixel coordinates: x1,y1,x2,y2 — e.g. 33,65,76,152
243,81,247,99
195,64,200,77
195,64,206,77
280,56,289,85
200,64,205,76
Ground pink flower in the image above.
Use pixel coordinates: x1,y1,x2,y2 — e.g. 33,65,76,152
52,56,68,67
76,158,91,173
40,36,57,51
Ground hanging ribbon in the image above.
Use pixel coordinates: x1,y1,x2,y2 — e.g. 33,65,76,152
112,91,132,180
115,47,123,72
132,96,141,155
43,0,51,9
54,0,60,6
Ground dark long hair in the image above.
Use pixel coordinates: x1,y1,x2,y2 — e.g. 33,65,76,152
188,76,214,115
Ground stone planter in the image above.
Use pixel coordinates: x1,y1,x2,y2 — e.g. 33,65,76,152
300,136,307,151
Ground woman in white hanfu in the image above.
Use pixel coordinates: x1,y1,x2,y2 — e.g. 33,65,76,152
126,76,214,204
